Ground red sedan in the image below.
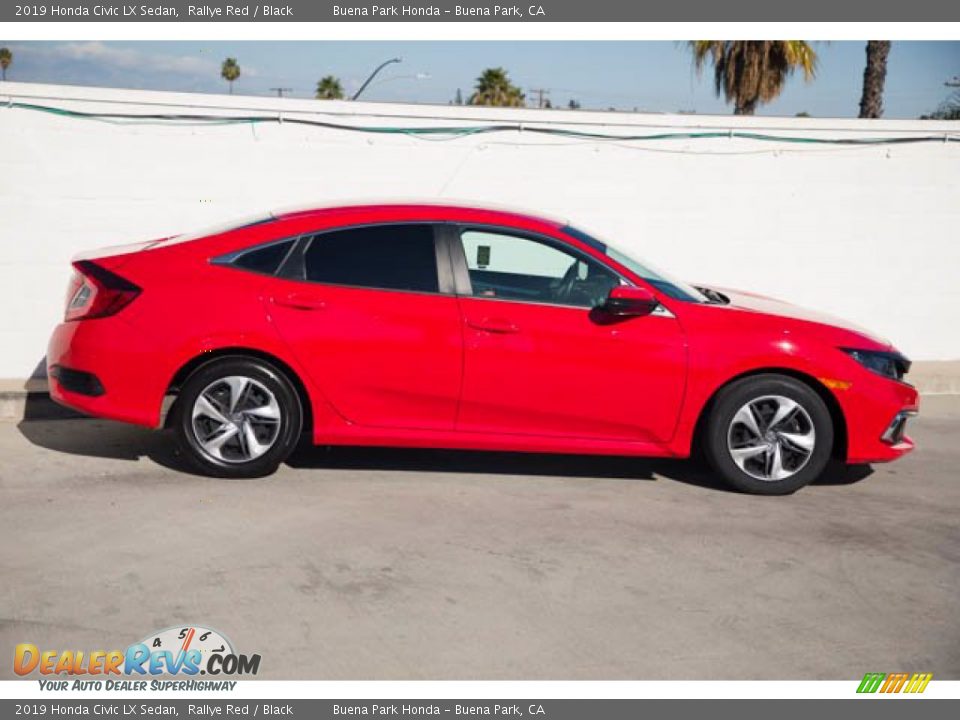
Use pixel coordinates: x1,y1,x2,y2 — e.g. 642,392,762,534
47,203,918,494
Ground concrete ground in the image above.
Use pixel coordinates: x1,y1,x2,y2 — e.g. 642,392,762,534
1,396,958,680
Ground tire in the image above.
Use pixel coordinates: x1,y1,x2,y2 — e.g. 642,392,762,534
703,374,833,495
171,356,303,478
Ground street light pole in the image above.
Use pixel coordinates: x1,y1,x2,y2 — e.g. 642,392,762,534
352,57,402,100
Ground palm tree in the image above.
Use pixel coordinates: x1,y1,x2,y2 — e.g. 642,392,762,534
689,41,817,115
0,48,12,82
858,41,891,118
315,76,344,100
468,68,525,107
221,57,241,94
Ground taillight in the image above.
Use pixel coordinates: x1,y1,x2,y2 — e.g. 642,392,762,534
65,260,141,321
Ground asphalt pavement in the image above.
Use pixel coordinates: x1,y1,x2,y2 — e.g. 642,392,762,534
2,396,958,679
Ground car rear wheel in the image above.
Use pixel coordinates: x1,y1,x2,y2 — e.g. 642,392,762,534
171,357,303,478
703,374,834,495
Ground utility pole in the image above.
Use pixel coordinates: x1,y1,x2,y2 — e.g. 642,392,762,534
529,87,551,109
270,87,293,98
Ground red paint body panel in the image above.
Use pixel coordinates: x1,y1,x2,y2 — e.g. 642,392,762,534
47,203,918,467
455,296,686,443
263,276,463,431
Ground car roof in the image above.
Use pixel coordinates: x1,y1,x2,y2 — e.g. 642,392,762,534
268,200,568,228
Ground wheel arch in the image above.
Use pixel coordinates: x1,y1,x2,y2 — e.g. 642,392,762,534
164,347,314,435
691,367,848,462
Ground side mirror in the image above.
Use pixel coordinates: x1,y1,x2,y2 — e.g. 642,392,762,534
601,286,659,317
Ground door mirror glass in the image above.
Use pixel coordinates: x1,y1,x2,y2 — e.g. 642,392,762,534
601,286,659,317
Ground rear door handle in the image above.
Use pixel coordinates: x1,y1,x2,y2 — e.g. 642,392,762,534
467,317,519,334
272,293,327,311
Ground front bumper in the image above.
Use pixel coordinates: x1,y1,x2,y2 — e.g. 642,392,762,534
880,410,916,445
835,371,919,464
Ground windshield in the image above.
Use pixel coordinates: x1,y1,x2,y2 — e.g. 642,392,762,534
563,225,710,303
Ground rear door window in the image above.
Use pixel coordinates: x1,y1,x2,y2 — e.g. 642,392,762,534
304,224,439,294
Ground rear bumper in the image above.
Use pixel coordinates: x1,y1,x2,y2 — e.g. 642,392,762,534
836,372,919,464
47,317,165,427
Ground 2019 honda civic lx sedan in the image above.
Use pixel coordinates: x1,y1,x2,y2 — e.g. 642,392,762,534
47,203,917,494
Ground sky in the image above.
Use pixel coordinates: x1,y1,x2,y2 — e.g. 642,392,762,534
0,40,957,118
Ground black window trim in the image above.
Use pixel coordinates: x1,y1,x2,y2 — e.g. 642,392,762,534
281,221,454,297
443,223,631,311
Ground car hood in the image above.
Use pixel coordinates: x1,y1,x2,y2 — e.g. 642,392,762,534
704,285,894,350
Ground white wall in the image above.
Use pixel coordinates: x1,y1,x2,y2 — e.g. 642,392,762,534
1,81,958,379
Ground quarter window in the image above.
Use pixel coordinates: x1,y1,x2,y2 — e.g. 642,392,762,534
459,229,619,308
231,238,295,275
304,224,439,293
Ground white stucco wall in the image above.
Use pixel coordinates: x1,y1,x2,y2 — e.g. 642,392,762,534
0,81,958,379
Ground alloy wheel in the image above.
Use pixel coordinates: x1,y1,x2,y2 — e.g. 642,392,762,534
726,395,816,481
191,375,282,464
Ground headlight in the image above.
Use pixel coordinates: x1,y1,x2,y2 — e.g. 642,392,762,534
841,348,910,382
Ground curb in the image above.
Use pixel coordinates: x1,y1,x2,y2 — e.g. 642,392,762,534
0,391,84,421
905,362,960,396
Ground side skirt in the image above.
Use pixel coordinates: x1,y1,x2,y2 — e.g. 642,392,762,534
312,425,681,458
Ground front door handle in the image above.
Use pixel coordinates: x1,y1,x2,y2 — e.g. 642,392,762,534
272,293,327,311
467,317,519,334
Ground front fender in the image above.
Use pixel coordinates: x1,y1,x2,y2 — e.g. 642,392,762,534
665,322,853,457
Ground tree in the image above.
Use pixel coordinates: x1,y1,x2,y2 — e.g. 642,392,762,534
454,88,463,105
920,90,960,120
0,48,12,82
689,41,817,115
567,99,581,110
221,57,240,94
468,67,525,107
315,76,344,100
858,41,891,118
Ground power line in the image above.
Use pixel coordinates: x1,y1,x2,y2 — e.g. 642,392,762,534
528,87,551,109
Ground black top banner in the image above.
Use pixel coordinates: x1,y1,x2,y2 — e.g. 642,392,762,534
5,0,960,22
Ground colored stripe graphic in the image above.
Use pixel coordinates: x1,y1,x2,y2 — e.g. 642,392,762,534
905,673,933,694
881,672,910,693
857,672,932,694
857,673,886,693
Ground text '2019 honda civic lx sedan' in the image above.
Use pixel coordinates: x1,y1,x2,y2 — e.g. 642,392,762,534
47,203,918,494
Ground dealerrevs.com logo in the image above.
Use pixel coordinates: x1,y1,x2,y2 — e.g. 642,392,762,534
14,626,261,683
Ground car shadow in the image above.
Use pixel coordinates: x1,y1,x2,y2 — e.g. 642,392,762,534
285,443,729,490
15,394,872,491
16,413,182,467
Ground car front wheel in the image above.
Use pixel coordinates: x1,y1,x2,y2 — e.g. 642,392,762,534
704,374,834,495
171,357,303,478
